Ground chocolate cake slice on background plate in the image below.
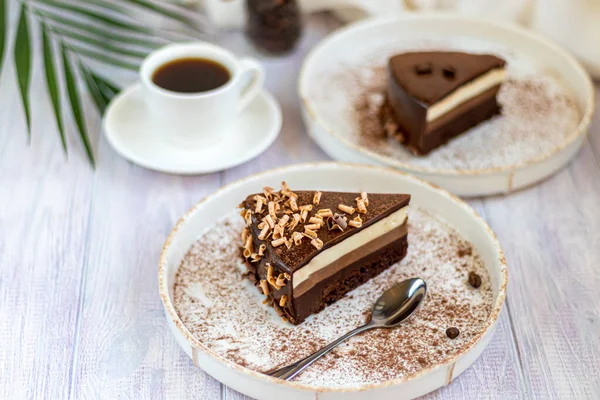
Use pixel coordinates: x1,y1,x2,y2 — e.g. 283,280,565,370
239,182,410,324
382,51,506,155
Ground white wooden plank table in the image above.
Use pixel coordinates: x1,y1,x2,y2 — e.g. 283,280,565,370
0,10,599,400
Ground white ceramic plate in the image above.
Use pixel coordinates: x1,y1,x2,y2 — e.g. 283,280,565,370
299,15,594,197
159,163,508,399
104,84,282,174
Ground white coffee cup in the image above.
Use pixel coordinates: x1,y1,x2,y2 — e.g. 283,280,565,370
140,42,265,147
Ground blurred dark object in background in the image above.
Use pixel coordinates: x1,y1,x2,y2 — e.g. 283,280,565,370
246,0,303,55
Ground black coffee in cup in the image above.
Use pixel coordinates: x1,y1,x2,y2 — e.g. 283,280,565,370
152,58,231,93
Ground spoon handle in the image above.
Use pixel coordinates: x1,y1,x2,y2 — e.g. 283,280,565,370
268,323,373,381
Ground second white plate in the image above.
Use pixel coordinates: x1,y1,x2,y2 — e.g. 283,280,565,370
299,15,594,197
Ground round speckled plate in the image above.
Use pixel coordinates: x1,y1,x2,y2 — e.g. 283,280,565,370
159,163,508,400
299,15,594,197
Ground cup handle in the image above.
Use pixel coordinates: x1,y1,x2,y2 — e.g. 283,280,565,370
237,58,265,113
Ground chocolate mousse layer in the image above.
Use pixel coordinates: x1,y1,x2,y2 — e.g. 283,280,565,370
239,183,410,324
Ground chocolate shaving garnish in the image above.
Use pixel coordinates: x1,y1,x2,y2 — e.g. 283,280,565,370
268,202,277,220
284,272,291,280
275,273,287,287
243,209,252,226
284,238,293,250
361,191,369,206
317,208,333,218
253,195,267,213
271,237,286,247
264,214,275,229
288,214,301,230
263,186,275,199
279,295,288,307
258,224,270,240
267,264,283,289
311,238,323,250
289,196,298,212
243,236,254,258
349,215,363,228
313,191,322,205
332,213,348,230
304,229,318,239
304,223,321,231
259,279,269,295
277,214,290,228
272,224,284,240
241,227,250,243
258,244,266,256
292,231,304,245
338,204,355,215
300,209,309,223
356,198,367,214
308,216,323,226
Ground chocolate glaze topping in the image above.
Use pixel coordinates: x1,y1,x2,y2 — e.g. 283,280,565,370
389,51,506,105
243,191,410,273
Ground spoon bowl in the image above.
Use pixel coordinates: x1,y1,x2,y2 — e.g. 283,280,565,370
371,278,427,327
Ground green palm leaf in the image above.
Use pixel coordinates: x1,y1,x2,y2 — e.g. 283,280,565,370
80,64,108,113
51,26,149,59
36,0,155,35
67,43,139,71
90,73,119,102
61,43,95,167
14,3,32,138
42,24,67,154
120,0,207,33
91,73,119,94
38,10,163,49
90,73,119,104
0,0,7,82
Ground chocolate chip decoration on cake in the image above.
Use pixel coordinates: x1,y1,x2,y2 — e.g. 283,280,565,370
239,182,410,325
381,51,506,155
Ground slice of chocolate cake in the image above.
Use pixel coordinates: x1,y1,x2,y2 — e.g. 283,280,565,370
382,51,506,155
239,183,410,325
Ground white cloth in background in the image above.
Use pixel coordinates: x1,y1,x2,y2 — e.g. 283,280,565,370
403,0,600,77
201,0,600,77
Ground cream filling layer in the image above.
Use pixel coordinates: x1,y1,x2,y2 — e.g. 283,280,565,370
292,206,409,291
426,68,506,123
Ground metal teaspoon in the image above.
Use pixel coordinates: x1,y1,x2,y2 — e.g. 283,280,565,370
268,277,427,381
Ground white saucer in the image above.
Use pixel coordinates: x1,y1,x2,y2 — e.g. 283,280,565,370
103,84,282,174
